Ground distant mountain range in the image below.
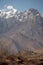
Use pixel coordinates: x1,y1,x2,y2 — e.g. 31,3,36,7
0,6,43,54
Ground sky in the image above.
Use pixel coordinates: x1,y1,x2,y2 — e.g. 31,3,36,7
0,0,43,13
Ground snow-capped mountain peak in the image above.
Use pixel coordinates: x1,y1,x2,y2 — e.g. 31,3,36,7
0,5,18,19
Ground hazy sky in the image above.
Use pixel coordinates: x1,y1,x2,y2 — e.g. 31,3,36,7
0,0,43,12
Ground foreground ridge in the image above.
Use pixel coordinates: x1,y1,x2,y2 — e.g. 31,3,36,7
0,50,43,65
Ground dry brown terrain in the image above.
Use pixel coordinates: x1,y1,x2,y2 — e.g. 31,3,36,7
0,50,43,65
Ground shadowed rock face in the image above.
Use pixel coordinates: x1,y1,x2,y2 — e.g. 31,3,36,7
0,8,43,54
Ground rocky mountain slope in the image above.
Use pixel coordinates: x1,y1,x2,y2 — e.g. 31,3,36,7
0,6,43,54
